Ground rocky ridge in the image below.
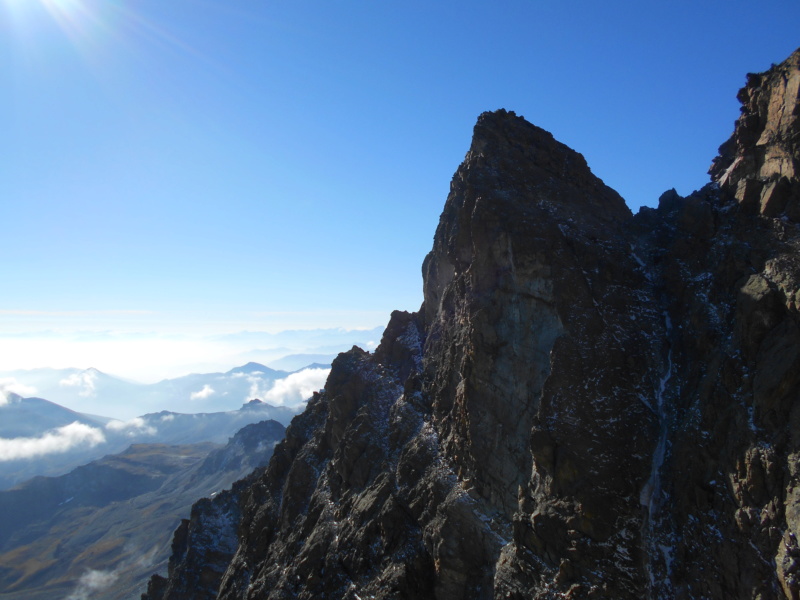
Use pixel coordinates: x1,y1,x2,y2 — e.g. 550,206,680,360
143,48,800,599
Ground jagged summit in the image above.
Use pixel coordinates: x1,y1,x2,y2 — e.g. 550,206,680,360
423,107,632,328
471,110,628,215
710,47,800,217
464,108,630,222
143,49,800,600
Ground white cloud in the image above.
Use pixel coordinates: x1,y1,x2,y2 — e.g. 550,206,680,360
246,375,271,403
0,422,106,461
66,568,119,600
65,543,158,600
59,371,98,397
189,384,215,400
105,417,156,437
259,368,330,408
0,378,37,401
160,414,175,422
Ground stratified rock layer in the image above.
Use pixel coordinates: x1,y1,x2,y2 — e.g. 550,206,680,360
144,48,800,599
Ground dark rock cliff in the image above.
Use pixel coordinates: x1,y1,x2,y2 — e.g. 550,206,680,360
143,48,800,599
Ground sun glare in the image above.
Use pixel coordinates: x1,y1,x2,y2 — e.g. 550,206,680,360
3,0,208,82
42,0,114,44
1,0,108,54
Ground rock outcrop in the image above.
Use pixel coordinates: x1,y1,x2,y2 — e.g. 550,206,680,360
710,49,800,219
143,48,800,599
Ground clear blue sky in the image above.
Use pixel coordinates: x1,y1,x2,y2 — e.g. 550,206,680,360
1,0,798,378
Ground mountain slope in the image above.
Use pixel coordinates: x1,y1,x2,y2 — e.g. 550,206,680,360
0,393,106,438
143,49,800,599
0,419,285,600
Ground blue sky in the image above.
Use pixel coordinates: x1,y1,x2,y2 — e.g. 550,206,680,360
1,0,798,380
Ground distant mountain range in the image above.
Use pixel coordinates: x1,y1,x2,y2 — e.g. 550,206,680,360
0,391,295,490
262,354,337,371
0,361,323,597
0,359,343,597
0,361,330,419
0,394,103,439
0,419,285,600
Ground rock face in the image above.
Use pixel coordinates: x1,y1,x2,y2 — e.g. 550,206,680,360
143,48,800,599
710,49,800,218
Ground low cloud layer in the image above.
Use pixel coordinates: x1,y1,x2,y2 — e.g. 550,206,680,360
65,568,119,600
189,384,215,401
246,375,272,403
260,368,330,408
0,378,37,402
64,544,159,600
59,371,98,398
0,422,106,461
105,417,156,437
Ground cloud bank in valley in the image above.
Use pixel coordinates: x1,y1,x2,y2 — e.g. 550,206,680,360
66,568,120,600
105,417,157,437
0,422,106,461
65,544,160,600
0,378,37,401
260,368,330,408
190,384,215,401
59,371,98,397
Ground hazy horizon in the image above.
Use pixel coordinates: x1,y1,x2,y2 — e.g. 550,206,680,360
0,323,384,385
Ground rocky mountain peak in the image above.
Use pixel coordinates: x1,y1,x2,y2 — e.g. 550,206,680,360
710,47,800,217
422,108,630,328
468,110,622,206
463,108,630,225
142,49,800,600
